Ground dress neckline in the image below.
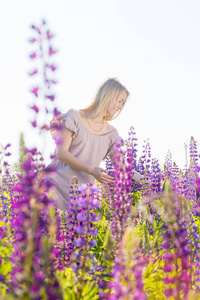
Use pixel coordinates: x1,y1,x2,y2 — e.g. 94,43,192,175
72,108,116,136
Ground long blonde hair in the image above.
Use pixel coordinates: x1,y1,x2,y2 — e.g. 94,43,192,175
81,77,130,121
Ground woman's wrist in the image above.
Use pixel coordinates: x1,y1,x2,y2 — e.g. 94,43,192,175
88,166,94,175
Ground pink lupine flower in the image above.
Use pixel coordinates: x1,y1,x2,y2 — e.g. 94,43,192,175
31,87,39,97
133,290,147,300
31,24,41,34
181,258,190,270
29,38,36,43
164,288,175,297
50,65,56,71
46,30,54,39
31,120,37,128
163,253,173,261
29,52,37,59
46,95,55,101
164,276,175,284
48,46,57,56
53,108,61,116
29,69,38,76
30,105,39,113
51,80,57,84
13,183,23,192
163,264,173,272
182,272,190,281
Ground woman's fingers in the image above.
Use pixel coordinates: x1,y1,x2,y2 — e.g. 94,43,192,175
100,172,114,183
93,167,114,184
100,170,114,180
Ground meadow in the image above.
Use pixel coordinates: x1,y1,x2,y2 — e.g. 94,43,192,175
0,20,200,300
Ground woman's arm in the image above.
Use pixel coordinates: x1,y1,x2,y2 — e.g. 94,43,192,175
57,127,114,184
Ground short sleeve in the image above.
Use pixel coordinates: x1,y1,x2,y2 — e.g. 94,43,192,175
106,131,122,158
50,109,78,144
60,109,78,139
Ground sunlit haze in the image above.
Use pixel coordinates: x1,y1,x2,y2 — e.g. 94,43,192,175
1,0,200,169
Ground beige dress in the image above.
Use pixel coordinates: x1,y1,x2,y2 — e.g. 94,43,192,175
48,108,121,211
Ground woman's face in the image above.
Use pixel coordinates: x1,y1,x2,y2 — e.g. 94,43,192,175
107,90,128,118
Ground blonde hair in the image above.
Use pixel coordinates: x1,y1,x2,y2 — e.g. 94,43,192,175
81,77,130,121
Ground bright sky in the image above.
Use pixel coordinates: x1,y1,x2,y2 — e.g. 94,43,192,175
0,0,200,169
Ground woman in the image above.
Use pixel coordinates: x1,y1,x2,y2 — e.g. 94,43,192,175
48,77,144,211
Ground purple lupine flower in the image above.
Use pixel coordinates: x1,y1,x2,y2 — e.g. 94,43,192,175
164,150,173,180
29,69,38,76
5,152,11,156
31,24,41,34
9,147,62,298
48,46,57,56
89,240,97,247
46,30,54,40
150,158,161,193
25,147,37,155
51,80,57,84
31,120,37,128
29,38,37,43
50,65,57,71
46,95,55,101
53,107,61,117
29,52,37,59
161,185,192,297
5,143,11,150
74,237,86,247
75,226,85,235
163,264,173,272
139,139,151,197
164,276,175,284
109,139,134,243
30,105,39,113
125,126,140,192
104,231,147,300
164,288,175,297
0,274,5,283
30,87,39,97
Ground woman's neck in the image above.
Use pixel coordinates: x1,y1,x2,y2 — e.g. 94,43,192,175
84,110,106,123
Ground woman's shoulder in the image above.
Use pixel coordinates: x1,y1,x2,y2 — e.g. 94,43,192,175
104,121,118,134
57,108,77,120
106,122,116,132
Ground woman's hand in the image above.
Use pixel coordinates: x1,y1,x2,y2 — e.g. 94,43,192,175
91,167,114,184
